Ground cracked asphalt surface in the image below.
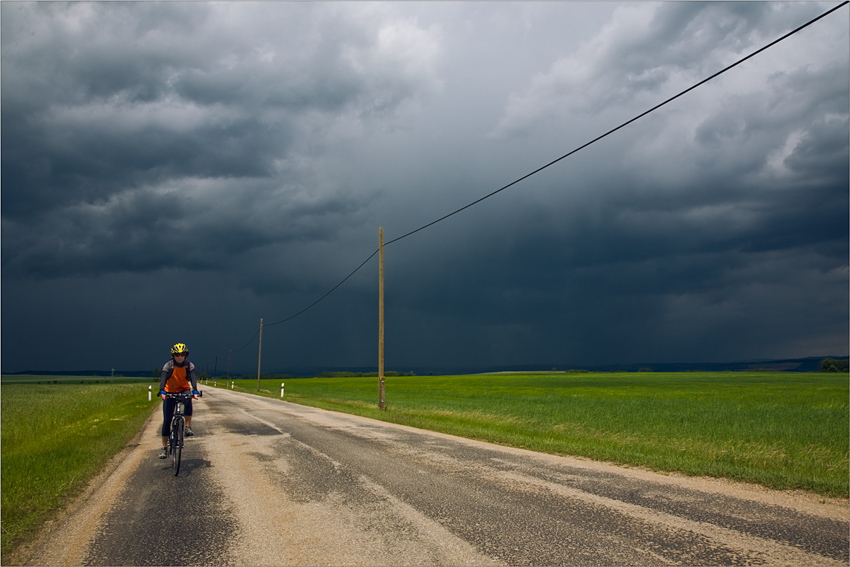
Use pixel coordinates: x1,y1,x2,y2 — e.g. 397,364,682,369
20,387,849,566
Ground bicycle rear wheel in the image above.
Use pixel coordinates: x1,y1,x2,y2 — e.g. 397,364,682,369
172,417,184,476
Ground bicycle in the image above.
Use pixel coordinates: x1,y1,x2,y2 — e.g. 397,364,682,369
164,391,201,476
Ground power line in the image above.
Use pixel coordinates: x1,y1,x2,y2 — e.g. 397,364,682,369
265,248,380,327
221,1,848,356
386,0,848,246
231,328,260,354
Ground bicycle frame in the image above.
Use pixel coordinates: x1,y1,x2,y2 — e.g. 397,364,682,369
171,409,185,448
163,392,198,476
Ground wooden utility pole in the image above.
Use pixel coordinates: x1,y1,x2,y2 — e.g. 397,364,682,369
378,227,385,411
257,318,263,391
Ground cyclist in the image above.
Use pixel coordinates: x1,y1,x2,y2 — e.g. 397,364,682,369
158,343,200,459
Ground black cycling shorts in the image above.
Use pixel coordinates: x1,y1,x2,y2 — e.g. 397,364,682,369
161,393,193,437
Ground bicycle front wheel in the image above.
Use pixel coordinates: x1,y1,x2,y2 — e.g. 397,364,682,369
172,418,184,476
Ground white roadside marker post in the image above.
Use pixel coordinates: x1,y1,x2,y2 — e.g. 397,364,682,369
148,386,152,401
281,383,285,398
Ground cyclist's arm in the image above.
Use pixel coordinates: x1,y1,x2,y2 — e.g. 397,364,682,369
188,362,199,393
158,361,172,396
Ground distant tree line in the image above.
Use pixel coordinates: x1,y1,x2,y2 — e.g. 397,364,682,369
819,358,849,372
218,372,418,380
317,371,416,378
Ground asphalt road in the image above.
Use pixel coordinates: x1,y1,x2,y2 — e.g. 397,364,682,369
23,387,849,566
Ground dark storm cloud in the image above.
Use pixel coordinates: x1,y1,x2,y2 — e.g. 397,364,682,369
490,2,839,139
384,6,848,367
2,2,847,373
1,1,443,301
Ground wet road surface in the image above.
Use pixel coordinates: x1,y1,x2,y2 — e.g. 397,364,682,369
24,387,849,566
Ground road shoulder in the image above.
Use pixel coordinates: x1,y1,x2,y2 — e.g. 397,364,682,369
7,407,163,566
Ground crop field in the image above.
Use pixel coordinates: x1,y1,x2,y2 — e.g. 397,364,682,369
1,379,157,556
215,371,849,498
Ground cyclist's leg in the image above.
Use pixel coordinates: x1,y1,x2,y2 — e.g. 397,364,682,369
184,398,194,435
161,397,176,450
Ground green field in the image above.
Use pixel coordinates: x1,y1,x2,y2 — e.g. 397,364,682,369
1,379,157,557
213,371,849,497
2,371,847,559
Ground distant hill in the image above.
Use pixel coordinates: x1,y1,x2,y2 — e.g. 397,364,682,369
390,356,846,375
1,369,155,378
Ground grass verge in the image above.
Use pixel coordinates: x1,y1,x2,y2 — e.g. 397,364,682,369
212,372,849,498
1,380,158,557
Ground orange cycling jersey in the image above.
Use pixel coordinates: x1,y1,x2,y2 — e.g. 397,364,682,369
164,364,192,393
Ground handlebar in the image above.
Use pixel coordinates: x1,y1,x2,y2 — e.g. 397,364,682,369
163,391,202,399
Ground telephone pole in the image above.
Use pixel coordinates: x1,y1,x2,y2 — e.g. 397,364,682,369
378,228,385,411
257,318,263,391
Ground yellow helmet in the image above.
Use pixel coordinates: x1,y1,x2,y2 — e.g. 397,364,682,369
171,343,189,355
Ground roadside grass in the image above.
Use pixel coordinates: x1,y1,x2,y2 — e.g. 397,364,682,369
1,375,159,385
214,372,849,497
1,380,158,557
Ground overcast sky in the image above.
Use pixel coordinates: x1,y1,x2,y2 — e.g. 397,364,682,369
2,1,848,374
